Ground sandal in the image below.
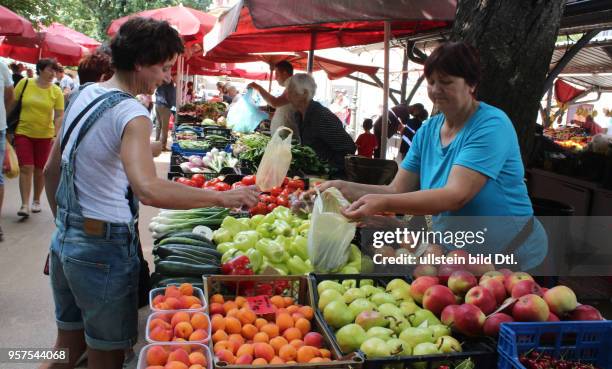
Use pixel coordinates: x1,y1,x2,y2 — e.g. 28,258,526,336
17,205,30,217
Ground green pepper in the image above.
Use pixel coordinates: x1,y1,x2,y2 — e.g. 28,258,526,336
275,235,293,254
297,221,310,237
255,239,287,263
221,248,244,264
250,214,265,228
289,236,309,261
216,242,235,254
262,212,277,225
237,217,251,229
255,222,275,239
212,228,233,245
272,219,292,237
246,249,263,273
262,260,289,275
287,255,313,275
233,230,259,251
271,206,292,222
221,216,249,236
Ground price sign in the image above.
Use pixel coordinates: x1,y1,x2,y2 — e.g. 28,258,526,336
246,295,277,315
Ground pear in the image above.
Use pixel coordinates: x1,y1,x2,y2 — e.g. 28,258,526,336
349,298,377,317
360,337,391,358
318,289,343,310
361,255,376,273
360,279,375,286
366,326,394,341
324,300,354,329
370,292,396,306
412,342,441,369
386,338,412,356
360,284,382,298
430,325,452,341
335,324,367,352
318,280,345,295
409,309,441,327
399,327,435,348
436,335,462,354
390,286,413,302
387,315,411,335
355,310,388,330
343,288,366,304
400,301,421,317
378,303,404,319
386,278,411,292
342,279,357,289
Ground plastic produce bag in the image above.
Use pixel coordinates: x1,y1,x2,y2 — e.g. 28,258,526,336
256,127,292,191
227,88,269,133
3,140,19,179
307,188,356,272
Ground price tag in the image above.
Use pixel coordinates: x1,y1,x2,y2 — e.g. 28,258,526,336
246,295,277,315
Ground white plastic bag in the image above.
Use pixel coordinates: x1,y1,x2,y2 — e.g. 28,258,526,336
307,188,356,272
256,127,293,191
227,88,269,132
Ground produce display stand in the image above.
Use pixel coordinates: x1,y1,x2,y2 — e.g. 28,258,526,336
308,274,498,369
202,274,365,369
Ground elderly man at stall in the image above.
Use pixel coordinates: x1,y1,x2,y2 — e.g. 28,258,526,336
287,73,356,178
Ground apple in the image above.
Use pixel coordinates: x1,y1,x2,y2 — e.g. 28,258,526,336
479,271,505,284
324,300,354,328
465,286,497,315
446,249,469,263
440,305,460,327
504,272,534,294
448,270,477,295
453,304,485,337
547,312,560,321
511,280,543,299
569,305,604,321
436,264,462,285
435,335,462,353
423,244,446,259
410,276,440,304
413,264,439,279
483,313,514,337
467,263,495,277
498,268,514,277
304,332,324,348
543,286,578,317
423,285,456,316
335,324,366,352
512,294,550,322
479,278,507,305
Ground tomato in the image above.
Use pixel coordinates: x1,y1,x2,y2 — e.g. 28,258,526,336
249,202,267,216
276,195,289,207
280,188,292,197
176,177,197,187
270,186,283,196
208,177,222,185
241,175,256,186
267,203,278,212
268,195,278,205
214,182,231,191
231,182,245,189
282,177,289,186
287,178,305,190
191,174,205,187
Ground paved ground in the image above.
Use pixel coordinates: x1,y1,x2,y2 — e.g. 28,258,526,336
0,153,170,369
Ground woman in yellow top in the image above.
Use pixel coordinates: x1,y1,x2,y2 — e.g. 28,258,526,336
11,58,64,217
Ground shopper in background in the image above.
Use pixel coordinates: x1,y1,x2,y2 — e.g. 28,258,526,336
154,75,176,150
184,81,194,103
26,68,34,78
0,62,15,241
373,103,411,158
355,118,377,158
223,84,238,104
56,66,75,95
397,103,428,160
9,63,23,86
10,58,64,218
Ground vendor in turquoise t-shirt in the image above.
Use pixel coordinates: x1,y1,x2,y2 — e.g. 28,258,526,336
321,42,547,270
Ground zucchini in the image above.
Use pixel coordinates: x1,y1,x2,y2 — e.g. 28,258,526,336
155,260,220,277
155,248,220,266
154,244,222,259
158,236,216,249
154,231,214,245
156,255,210,266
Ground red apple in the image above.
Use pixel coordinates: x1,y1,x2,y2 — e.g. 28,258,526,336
479,278,507,305
441,304,460,326
512,294,549,322
437,264,462,285
547,312,560,322
483,313,514,337
543,286,578,317
423,285,456,316
448,270,477,295
446,249,469,263
511,280,543,299
453,304,486,337
465,286,497,315
504,272,534,294
568,305,604,321
303,332,324,347
410,276,440,304
423,244,445,259
479,271,505,284
467,263,495,277
498,268,514,277
413,264,438,279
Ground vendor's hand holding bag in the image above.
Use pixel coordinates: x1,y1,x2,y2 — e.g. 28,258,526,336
227,88,269,133
307,187,356,272
256,127,292,191
7,78,29,134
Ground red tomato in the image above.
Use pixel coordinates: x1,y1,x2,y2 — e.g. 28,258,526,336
249,202,267,215
208,177,222,185
276,195,289,207
241,175,256,186
214,182,231,191
268,195,278,205
287,178,305,190
176,177,197,187
267,203,278,212
191,174,205,187
280,188,292,197
231,182,245,189
282,177,289,186
270,186,283,196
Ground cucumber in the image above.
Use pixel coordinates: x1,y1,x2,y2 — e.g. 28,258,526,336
158,236,216,249
155,260,220,277
154,244,222,259
156,255,210,266
155,248,220,266
154,231,214,245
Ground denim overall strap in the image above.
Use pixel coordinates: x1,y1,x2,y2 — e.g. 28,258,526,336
56,91,133,217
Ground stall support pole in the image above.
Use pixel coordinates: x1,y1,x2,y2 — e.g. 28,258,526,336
268,63,274,92
379,21,391,159
307,32,316,73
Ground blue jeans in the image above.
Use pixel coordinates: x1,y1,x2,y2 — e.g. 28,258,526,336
0,129,6,186
49,210,140,351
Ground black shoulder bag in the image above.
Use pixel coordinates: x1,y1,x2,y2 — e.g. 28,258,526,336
7,78,29,134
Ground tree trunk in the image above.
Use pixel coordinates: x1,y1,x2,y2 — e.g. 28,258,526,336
452,0,565,165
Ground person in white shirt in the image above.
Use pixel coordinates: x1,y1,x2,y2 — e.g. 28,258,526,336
0,62,15,240
57,66,75,94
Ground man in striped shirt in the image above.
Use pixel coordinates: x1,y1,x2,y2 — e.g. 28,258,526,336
287,74,356,178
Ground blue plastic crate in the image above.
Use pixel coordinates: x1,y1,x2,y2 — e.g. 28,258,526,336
498,321,612,369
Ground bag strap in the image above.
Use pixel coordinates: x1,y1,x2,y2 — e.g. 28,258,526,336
15,78,29,102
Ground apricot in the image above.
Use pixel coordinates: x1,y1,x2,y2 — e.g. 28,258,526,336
214,340,236,355
166,297,182,310
283,297,294,306
149,326,172,342
297,346,320,363
185,296,201,307
286,305,299,314
253,332,269,343
146,345,168,366
228,333,245,348
254,318,267,330
210,294,224,304
289,339,304,349
211,330,228,343
270,356,285,364
237,308,257,325
292,312,306,321
190,304,202,309
188,365,204,369
188,329,208,342
178,296,192,309
235,354,253,365
241,324,258,340
298,306,314,320
168,348,190,366
209,303,224,316
179,283,194,296
309,357,326,363
224,317,242,334
269,336,288,353
190,313,209,330
276,313,294,333
260,323,279,338
150,318,171,331
171,312,191,328
188,351,206,366
152,295,165,306
145,366,165,369
283,327,302,342
215,349,235,364
164,362,188,369
174,322,194,339
165,285,181,298
294,318,311,336
226,308,240,319
319,349,331,358
235,296,247,307
278,344,297,362
236,343,254,357
211,315,225,332
252,358,267,365
253,342,275,362
270,295,285,308
223,301,238,314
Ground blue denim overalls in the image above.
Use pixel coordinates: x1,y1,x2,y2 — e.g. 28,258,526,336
49,85,141,351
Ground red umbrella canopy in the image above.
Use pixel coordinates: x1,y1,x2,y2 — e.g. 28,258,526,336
44,22,100,51
0,5,36,37
205,0,454,59
107,5,216,42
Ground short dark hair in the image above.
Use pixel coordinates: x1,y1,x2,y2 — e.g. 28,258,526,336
363,118,373,131
424,42,480,88
275,60,293,76
78,46,114,83
9,63,19,73
110,17,184,71
36,58,61,75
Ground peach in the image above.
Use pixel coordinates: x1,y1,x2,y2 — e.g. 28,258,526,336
253,342,275,362
283,327,302,342
179,283,194,296
303,332,323,348
210,294,224,304
278,344,297,362
216,349,235,364
149,326,172,342
188,351,206,366
190,313,209,330
270,356,285,364
236,343,254,357
261,323,279,338
171,312,191,328
212,330,228,343
297,346,320,363
188,329,208,342
294,318,311,336
253,332,269,343
168,348,190,366
235,354,253,365
224,317,242,334
252,358,268,365
241,323,258,340
164,362,188,369
146,345,169,366
269,336,289,353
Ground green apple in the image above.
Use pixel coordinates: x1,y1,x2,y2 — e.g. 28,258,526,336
399,327,435,348
366,327,395,341
344,288,366,304
429,325,452,341
335,324,367,352
435,336,462,354
318,280,345,295
349,298,377,317
318,289,343,310
324,300,354,329
360,337,391,358
371,292,396,306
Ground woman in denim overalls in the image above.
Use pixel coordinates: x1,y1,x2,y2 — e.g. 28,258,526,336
42,18,258,369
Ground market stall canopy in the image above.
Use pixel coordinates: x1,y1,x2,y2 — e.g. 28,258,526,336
204,0,454,59
555,79,586,104
0,6,36,37
0,23,101,65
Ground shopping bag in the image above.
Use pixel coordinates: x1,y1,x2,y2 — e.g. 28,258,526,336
227,88,269,133
307,188,356,272
3,140,19,179
256,127,293,191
